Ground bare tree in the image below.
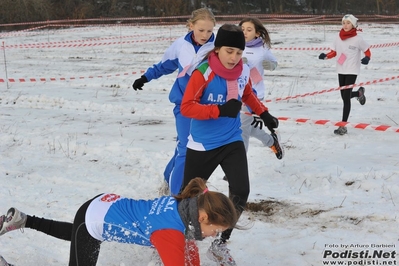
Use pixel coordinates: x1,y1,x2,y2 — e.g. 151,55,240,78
1,0,399,24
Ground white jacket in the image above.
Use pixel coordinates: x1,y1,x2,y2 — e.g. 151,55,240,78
332,34,370,75
242,45,277,99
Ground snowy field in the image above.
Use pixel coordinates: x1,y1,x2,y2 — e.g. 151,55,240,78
0,22,398,265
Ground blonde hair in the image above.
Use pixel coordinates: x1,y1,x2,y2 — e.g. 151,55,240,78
186,8,216,31
175,177,238,229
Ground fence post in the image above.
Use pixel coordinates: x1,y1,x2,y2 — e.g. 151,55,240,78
2,41,9,90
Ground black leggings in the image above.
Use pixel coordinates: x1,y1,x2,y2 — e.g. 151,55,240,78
338,74,359,122
25,194,102,266
183,141,250,241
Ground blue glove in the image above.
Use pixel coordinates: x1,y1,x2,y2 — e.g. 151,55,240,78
361,56,370,65
319,53,327,60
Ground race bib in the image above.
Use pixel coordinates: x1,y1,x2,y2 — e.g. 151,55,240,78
250,67,263,84
337,53,347,65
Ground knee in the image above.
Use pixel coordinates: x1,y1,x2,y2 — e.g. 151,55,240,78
230,185,250,203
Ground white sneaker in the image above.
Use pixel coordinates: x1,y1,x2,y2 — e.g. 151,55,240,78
206,239,237,266
0,208,27,236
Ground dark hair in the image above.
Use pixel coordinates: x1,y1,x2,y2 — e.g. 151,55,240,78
175,177,238,229
239,17,272,48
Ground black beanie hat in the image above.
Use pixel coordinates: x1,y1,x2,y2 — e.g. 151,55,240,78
214,25,245,50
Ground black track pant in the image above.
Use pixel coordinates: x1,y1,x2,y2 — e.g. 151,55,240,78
182,141,250,241
25,194,102,266
338,74,359,122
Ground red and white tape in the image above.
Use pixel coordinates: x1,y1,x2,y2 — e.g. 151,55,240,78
2,37,398,50
0,24,183,38
2,34,171,49
243,112,399,134
1,37,176,50
274,46,330,51
2,14,397,29
263,75,399,103
369,42,399,48
0,71,144,83
278,117,399,133
272,42,399,51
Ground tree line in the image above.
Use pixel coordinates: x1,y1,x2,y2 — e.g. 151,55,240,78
0,0,398,25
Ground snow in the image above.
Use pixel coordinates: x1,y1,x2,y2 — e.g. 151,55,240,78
0,22,398,265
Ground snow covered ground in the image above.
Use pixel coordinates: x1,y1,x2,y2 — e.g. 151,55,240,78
0,22,398,265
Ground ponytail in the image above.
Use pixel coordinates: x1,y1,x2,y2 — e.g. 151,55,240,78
175,177,238,229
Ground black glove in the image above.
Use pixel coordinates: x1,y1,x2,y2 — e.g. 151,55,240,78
260,111,279,132
132,75,148,91
251,116,264,130
218,99,242,118
361,56,370,65
319,53,327,60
